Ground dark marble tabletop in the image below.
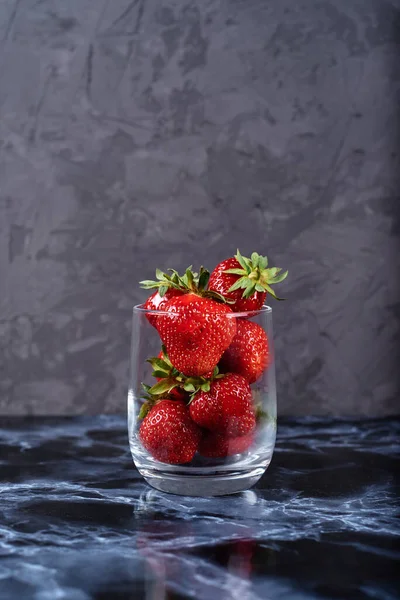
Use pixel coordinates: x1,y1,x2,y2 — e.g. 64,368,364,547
0,416,398,600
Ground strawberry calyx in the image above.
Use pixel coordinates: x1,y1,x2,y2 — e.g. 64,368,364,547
140,266,229,304
224,249,288,301
138,384,157,420
254,404,269,422
252,391,276,426
138,347,223,419
138,380,187,420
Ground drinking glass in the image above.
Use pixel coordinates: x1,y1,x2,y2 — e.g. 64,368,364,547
127,305,276,496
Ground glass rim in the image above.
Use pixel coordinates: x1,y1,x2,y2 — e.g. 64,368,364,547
133,303,272,318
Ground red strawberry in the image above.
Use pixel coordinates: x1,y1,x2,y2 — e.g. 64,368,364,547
139,400,201,464
143,288,183,327
220,320,269,384
199,431,254,458
156,294,236,377
208,250,288,312
189,373,255,437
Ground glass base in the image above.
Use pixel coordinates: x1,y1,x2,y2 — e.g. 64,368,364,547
137,465,268,496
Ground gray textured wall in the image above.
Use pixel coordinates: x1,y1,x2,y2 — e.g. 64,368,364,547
1,0,399,416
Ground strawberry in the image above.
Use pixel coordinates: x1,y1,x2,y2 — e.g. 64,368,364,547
189,373,255,437
199,431,254,458
143,288,184,327
220,320,269,384
156,293,236,377
208,250,288,312
139,399,201,464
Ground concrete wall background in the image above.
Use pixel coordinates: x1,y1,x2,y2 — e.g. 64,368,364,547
1,0,399,416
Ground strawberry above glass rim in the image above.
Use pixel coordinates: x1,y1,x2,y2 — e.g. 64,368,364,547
208,249,288,311
127,250,288,496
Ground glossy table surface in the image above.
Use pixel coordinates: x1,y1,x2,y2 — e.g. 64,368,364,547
0,416,399,600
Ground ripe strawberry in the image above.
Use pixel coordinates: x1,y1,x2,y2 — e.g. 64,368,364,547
208,250,288,312
220,320,269,384
139,400,201,464
156,294,236,377
199,431,254,458
143,288,184,327
189,373,255,437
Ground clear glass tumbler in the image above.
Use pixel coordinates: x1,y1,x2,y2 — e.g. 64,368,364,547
127,305,276,496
